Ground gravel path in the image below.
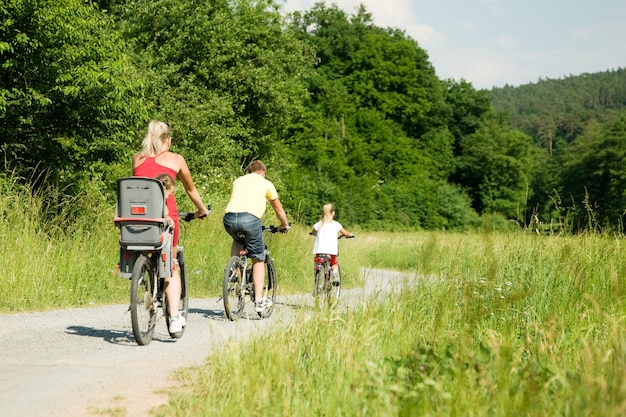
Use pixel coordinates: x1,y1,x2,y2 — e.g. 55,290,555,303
0,268,414,417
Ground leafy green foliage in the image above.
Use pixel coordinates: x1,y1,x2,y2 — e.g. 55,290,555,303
491,68,626,147
455,117,536,219
560,117,626,228
491,69,626,227
111,0,316,188
283,3,477,229
0,0,149,189
443,79,492,155
8,0,623,231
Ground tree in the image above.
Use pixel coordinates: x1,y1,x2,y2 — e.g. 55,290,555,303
111,0,316,187
456,117,536,220
443,79,492,155
0,0,148,188
283,3,475,228
560,117,626,228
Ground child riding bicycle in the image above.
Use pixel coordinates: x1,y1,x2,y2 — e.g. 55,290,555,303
310,203,354,284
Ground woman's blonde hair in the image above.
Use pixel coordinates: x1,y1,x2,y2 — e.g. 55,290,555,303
321,203,335,224
139,120,171,156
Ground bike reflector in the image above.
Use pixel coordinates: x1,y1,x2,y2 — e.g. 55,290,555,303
314,257,326,264
130,205,147,215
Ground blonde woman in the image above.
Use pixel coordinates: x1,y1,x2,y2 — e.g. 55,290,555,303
310,203,354,283
132,120,209,334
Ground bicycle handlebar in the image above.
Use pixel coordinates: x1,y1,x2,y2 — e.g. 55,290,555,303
263,224,291,234
309,232,356,239
180,205,212,222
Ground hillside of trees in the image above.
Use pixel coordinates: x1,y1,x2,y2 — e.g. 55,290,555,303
490,68,626,229
2,0,625,231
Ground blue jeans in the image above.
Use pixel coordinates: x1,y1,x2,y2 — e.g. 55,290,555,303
223,212,265,261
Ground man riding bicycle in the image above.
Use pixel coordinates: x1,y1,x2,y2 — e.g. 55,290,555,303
223,160,290,312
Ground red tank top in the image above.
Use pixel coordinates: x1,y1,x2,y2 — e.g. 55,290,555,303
133,154,180,245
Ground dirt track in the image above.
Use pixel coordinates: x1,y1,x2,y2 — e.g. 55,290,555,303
0,269,413,417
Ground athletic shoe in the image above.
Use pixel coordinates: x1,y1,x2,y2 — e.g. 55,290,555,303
169,315,186,333
255,297,273,312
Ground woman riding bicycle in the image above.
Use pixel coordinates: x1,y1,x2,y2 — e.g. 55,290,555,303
132,120,210,333
311,203,354,284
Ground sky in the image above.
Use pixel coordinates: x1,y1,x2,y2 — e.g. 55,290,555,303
279,0,626,90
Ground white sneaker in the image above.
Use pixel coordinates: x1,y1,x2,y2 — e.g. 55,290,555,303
255,297,273,312
331,271,340,284
169,315,186,333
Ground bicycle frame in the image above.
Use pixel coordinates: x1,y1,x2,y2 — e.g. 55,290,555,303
115,181,206,345
222,225,281,320
311,234,354,310
313,254,339,309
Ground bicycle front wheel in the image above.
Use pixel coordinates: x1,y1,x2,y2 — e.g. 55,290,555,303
130,254,157,346
257,258,277,318
223,256,246,321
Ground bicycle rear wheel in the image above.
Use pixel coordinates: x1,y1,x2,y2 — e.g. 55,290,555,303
257,258,277,318
130,254,157,346
166,248,189,338
313,267,326,311
223,256,246,321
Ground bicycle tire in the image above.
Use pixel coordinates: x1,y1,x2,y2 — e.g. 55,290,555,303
167,248,189,338
130,254,157,346
313,267,325,310
257,258,277,318
328,265,341,309
223,256,246,321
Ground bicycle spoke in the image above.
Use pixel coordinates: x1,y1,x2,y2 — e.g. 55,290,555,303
257,259,277,318
130,255,157,345
223,257,246,321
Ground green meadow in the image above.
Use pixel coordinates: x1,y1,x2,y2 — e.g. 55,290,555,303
2,180,625,416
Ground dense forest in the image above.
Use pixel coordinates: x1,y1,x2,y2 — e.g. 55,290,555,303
1,0,625,231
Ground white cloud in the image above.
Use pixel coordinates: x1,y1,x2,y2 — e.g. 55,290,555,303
280,0,626,89
494,35,517,50
409,24,446,48
478,0,506,16
459,20,476,31
430,47,553,89
569,27,593,41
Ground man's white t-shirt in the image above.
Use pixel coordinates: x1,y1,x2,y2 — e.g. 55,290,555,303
312,220,342,255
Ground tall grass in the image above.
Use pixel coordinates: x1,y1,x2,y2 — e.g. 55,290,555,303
0,174,127,312
3,174,625,415
155,231,626,416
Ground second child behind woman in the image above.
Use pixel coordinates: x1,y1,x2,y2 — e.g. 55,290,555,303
156,173,176,229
